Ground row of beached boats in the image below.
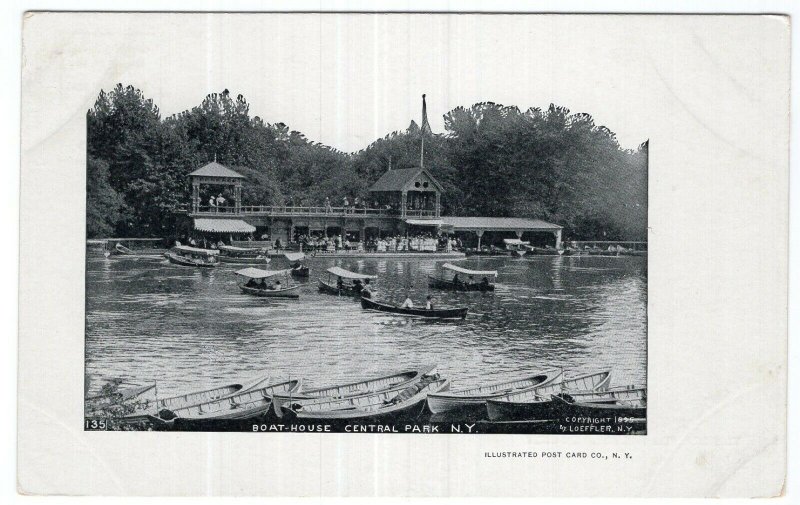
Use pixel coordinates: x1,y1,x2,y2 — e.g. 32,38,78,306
85,366,645,428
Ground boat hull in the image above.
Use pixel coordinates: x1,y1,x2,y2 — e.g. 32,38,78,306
286,378,450,423
551,395,646,420
427,371,560,415
219,256,270,264
427,276,495,292
486,398,557,422
272,365,437,417
318,278,361,296
166,252,217,268
360,297,467,320
239,284,300,299
290,266,310,278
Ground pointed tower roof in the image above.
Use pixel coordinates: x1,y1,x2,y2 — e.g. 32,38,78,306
189,161,245,179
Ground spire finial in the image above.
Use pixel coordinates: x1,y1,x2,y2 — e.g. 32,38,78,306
214,152,217,163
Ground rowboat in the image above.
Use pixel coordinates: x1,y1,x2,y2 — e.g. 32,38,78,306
152,379,302,423
527,246,561,256
271,365,437,417
236,267,301,299
120,373,275,424
85,383,157,414
504,238,530,257
284,252,310,278
485,369,613,422
562,385,646,404
427,263,497,292
218,245,270,264
283,376,450,422
165,245,219,267
551,392,646,419
318,266,377,296
427,370,562,415
114,243,134,255
360,297,468,320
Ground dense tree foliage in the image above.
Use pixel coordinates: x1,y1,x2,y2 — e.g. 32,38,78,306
87,85,647,240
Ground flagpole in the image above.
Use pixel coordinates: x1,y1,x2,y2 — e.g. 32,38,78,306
420,94,426,168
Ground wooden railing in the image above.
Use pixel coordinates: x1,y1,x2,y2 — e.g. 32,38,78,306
188,205,440,219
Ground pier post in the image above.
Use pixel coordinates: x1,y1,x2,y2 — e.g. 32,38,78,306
401,191,407,218
554,229,562,249
476,230,484,250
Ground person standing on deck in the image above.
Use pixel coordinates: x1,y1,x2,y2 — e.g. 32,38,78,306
208,195,216,210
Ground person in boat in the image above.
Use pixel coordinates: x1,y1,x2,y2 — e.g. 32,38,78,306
257,279,268,290
452,273,461,287
481,276,490,289
245,277,260,288
352,279,363,294
425,295,434,310
336,276,344,291
360,279,373,299
468,275,475,286
400,294,414,309
272,279,282,291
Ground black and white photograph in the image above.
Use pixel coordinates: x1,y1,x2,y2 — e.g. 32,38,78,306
82,15,648,434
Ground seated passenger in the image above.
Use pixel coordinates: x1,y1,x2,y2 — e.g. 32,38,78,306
425,295,434,310
400,296,414,309
272,280,282,290
245,278,260,288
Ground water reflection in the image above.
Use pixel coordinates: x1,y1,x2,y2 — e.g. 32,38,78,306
85,252,647,396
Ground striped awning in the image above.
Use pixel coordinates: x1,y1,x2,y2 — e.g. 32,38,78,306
194,218,256,234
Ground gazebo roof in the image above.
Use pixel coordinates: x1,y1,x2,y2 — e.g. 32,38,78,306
369,167,443,192
189,161,245,179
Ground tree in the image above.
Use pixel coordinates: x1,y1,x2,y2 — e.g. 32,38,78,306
86,157,127,237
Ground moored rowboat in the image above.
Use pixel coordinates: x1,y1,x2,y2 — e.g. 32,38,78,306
360,297,468,320
550,393,646,419
121,373,276,424
427,370,562,416
485,369,613,422
153,379,302,423
272,365,437,417
283,376,450,422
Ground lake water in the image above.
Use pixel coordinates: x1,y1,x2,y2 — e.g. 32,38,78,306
85,250,647,398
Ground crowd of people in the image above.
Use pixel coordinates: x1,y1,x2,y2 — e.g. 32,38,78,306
292,232,463,254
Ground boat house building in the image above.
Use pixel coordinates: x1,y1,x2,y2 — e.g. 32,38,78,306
182,161,562,249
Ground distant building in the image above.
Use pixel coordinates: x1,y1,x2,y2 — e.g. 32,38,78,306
181,161,562,248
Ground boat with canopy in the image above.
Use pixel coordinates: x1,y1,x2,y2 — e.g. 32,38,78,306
235,268,301,298
318,267,377,296
271,364,437,417
218,245,270,264
428,263,498,292
165,245,219,267
503,238,530,256
284,252,309,278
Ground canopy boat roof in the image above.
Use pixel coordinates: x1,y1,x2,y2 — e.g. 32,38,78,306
235,267,291,279
326,267,377,280
174,245,219,256
441,263,498,277
503,238,530,245
219,245,263,253
284,252,306,262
